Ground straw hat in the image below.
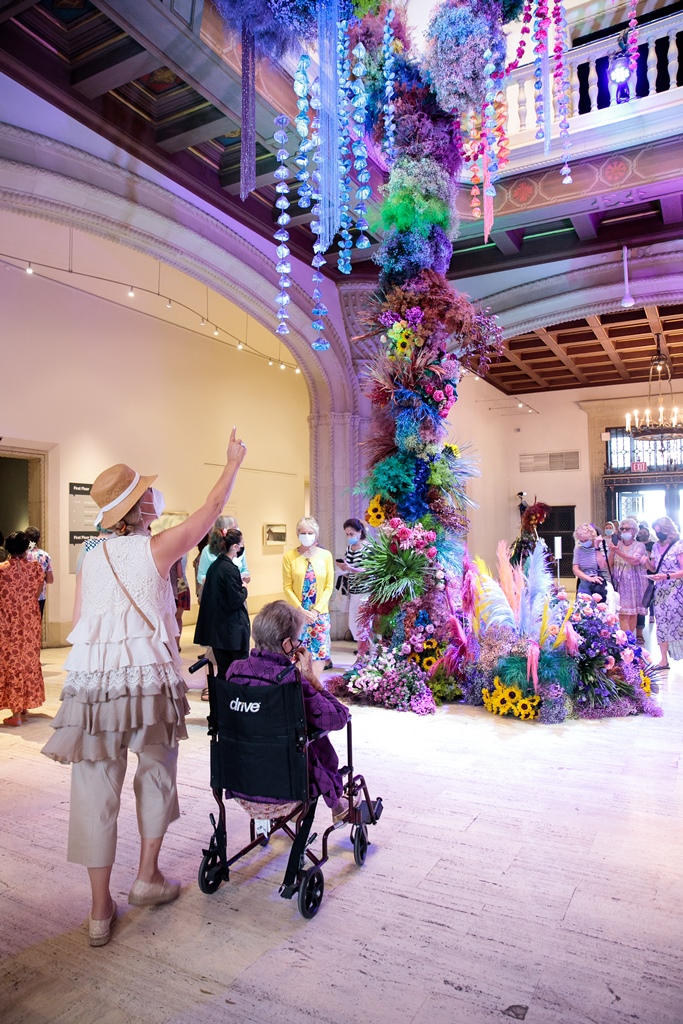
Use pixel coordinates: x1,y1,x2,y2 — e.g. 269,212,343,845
91,464,157,529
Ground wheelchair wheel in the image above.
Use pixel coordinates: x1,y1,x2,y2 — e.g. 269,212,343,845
353,824,368,867
198,852,223,894
297,867,324,919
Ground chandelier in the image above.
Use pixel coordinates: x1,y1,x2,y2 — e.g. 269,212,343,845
625,335,683,439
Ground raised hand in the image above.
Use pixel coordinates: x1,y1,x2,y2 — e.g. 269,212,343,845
227,426,247,466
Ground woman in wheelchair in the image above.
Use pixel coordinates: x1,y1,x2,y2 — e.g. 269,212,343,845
225,600,350,819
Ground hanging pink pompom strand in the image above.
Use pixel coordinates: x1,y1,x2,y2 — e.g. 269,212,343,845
627,0,639,72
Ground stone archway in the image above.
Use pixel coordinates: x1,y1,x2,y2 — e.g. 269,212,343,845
0,121,366,545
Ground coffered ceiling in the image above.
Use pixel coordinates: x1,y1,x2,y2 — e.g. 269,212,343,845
487,304,683,394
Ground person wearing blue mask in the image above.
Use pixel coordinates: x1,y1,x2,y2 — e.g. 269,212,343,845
572,523,607,599
337,517,371,663
610,517,649,636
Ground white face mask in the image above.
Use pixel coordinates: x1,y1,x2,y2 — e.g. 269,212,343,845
298,533,316,547
141,487,165,520
621,531,633,542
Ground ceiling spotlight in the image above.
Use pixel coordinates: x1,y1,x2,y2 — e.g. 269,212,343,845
166,298,172,309
200,317,205,326
128,286,135,297
528,408,533,413
621,245,635,308
26,262,33,274
213,326,219,336
237,342,243,350
518,401,523,408
280,362,286,370
268,359,273,366
609,53,630,84
295,367,301,374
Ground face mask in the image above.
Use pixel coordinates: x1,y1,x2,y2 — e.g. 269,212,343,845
298,534,316,547
656,530,668,542
141,487,165,519
621,531,633,542
581,539,594,549
604,529,614,537
347,533,361,544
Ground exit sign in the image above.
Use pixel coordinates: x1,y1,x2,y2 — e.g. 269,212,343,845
631,461,647,472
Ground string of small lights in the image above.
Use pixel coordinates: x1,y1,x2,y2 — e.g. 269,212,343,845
2,253,303,374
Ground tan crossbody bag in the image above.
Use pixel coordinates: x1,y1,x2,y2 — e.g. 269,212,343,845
103,541,156,632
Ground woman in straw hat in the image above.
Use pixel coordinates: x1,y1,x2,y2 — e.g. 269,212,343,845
42,428,247,947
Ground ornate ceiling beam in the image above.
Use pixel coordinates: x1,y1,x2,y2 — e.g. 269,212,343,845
534,326,590,384
585,315,630,380
644,305,670,359
71,38,162,99
0,0,36,25
499,344,547,388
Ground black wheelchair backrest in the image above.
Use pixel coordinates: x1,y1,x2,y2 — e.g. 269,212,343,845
211,673,309,803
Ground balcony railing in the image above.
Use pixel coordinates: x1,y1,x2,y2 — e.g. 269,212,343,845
503,10,683,171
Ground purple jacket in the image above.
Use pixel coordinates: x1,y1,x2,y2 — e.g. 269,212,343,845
224,649,349,808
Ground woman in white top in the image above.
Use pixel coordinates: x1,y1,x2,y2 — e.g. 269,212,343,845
42,429,246,947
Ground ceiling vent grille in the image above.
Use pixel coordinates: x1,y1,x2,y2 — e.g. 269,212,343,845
519,450,580,473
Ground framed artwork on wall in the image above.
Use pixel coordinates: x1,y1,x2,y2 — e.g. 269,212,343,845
263,523,287,546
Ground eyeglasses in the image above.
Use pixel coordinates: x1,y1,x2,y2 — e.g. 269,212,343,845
282,638,303,655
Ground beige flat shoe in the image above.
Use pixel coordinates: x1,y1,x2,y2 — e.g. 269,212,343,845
89,900,117,947
128,878,181,907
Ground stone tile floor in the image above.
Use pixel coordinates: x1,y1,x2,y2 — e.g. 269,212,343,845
1,627,682,1023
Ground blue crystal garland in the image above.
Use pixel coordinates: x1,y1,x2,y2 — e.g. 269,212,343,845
337,16,353,274
317,0,341,253
293,55,315,214
309,82,330,352
382,8,397,167
351,41,371,250
272,114,292,337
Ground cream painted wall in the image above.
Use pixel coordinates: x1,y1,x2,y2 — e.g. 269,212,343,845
448,375,514,567
0,268,309,644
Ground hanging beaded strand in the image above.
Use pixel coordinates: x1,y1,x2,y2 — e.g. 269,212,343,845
240,20,257,201
382,8,397,167
627,0,639,74
532,0,550,143
309,80,331,352
350,41,372,250
272,115,292,336
293,55,314,211
337,17,354,274
552,0,572,184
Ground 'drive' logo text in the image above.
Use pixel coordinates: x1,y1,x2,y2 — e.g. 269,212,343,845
229,697,261,713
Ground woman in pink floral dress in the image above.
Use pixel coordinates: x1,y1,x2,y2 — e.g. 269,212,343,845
0,532,45,725
609,518,649,636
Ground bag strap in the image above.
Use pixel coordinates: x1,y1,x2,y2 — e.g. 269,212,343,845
103,541,155,633
654,541,674,575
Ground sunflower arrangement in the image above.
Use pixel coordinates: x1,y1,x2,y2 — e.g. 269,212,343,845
365,494,386,528
482,677,540,719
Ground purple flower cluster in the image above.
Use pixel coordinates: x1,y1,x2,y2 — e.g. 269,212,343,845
538,684,567,724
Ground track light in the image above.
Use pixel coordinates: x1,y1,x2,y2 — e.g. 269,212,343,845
166,298,172,309
518,401,523,408
200,317,205,326
280,362,286,370
268,359,273,366
237,342,243,350
213,326,219,336
26,262,33,274
128,286,135,297
295,367,301,374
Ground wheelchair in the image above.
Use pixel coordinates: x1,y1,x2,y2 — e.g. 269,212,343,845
189,656,383,919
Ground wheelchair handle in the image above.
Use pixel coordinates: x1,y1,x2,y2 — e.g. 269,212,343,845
189,656,211,675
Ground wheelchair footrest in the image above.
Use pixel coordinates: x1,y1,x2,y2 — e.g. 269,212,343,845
339,765,350,776
361,797,383,824
279,882,299,901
